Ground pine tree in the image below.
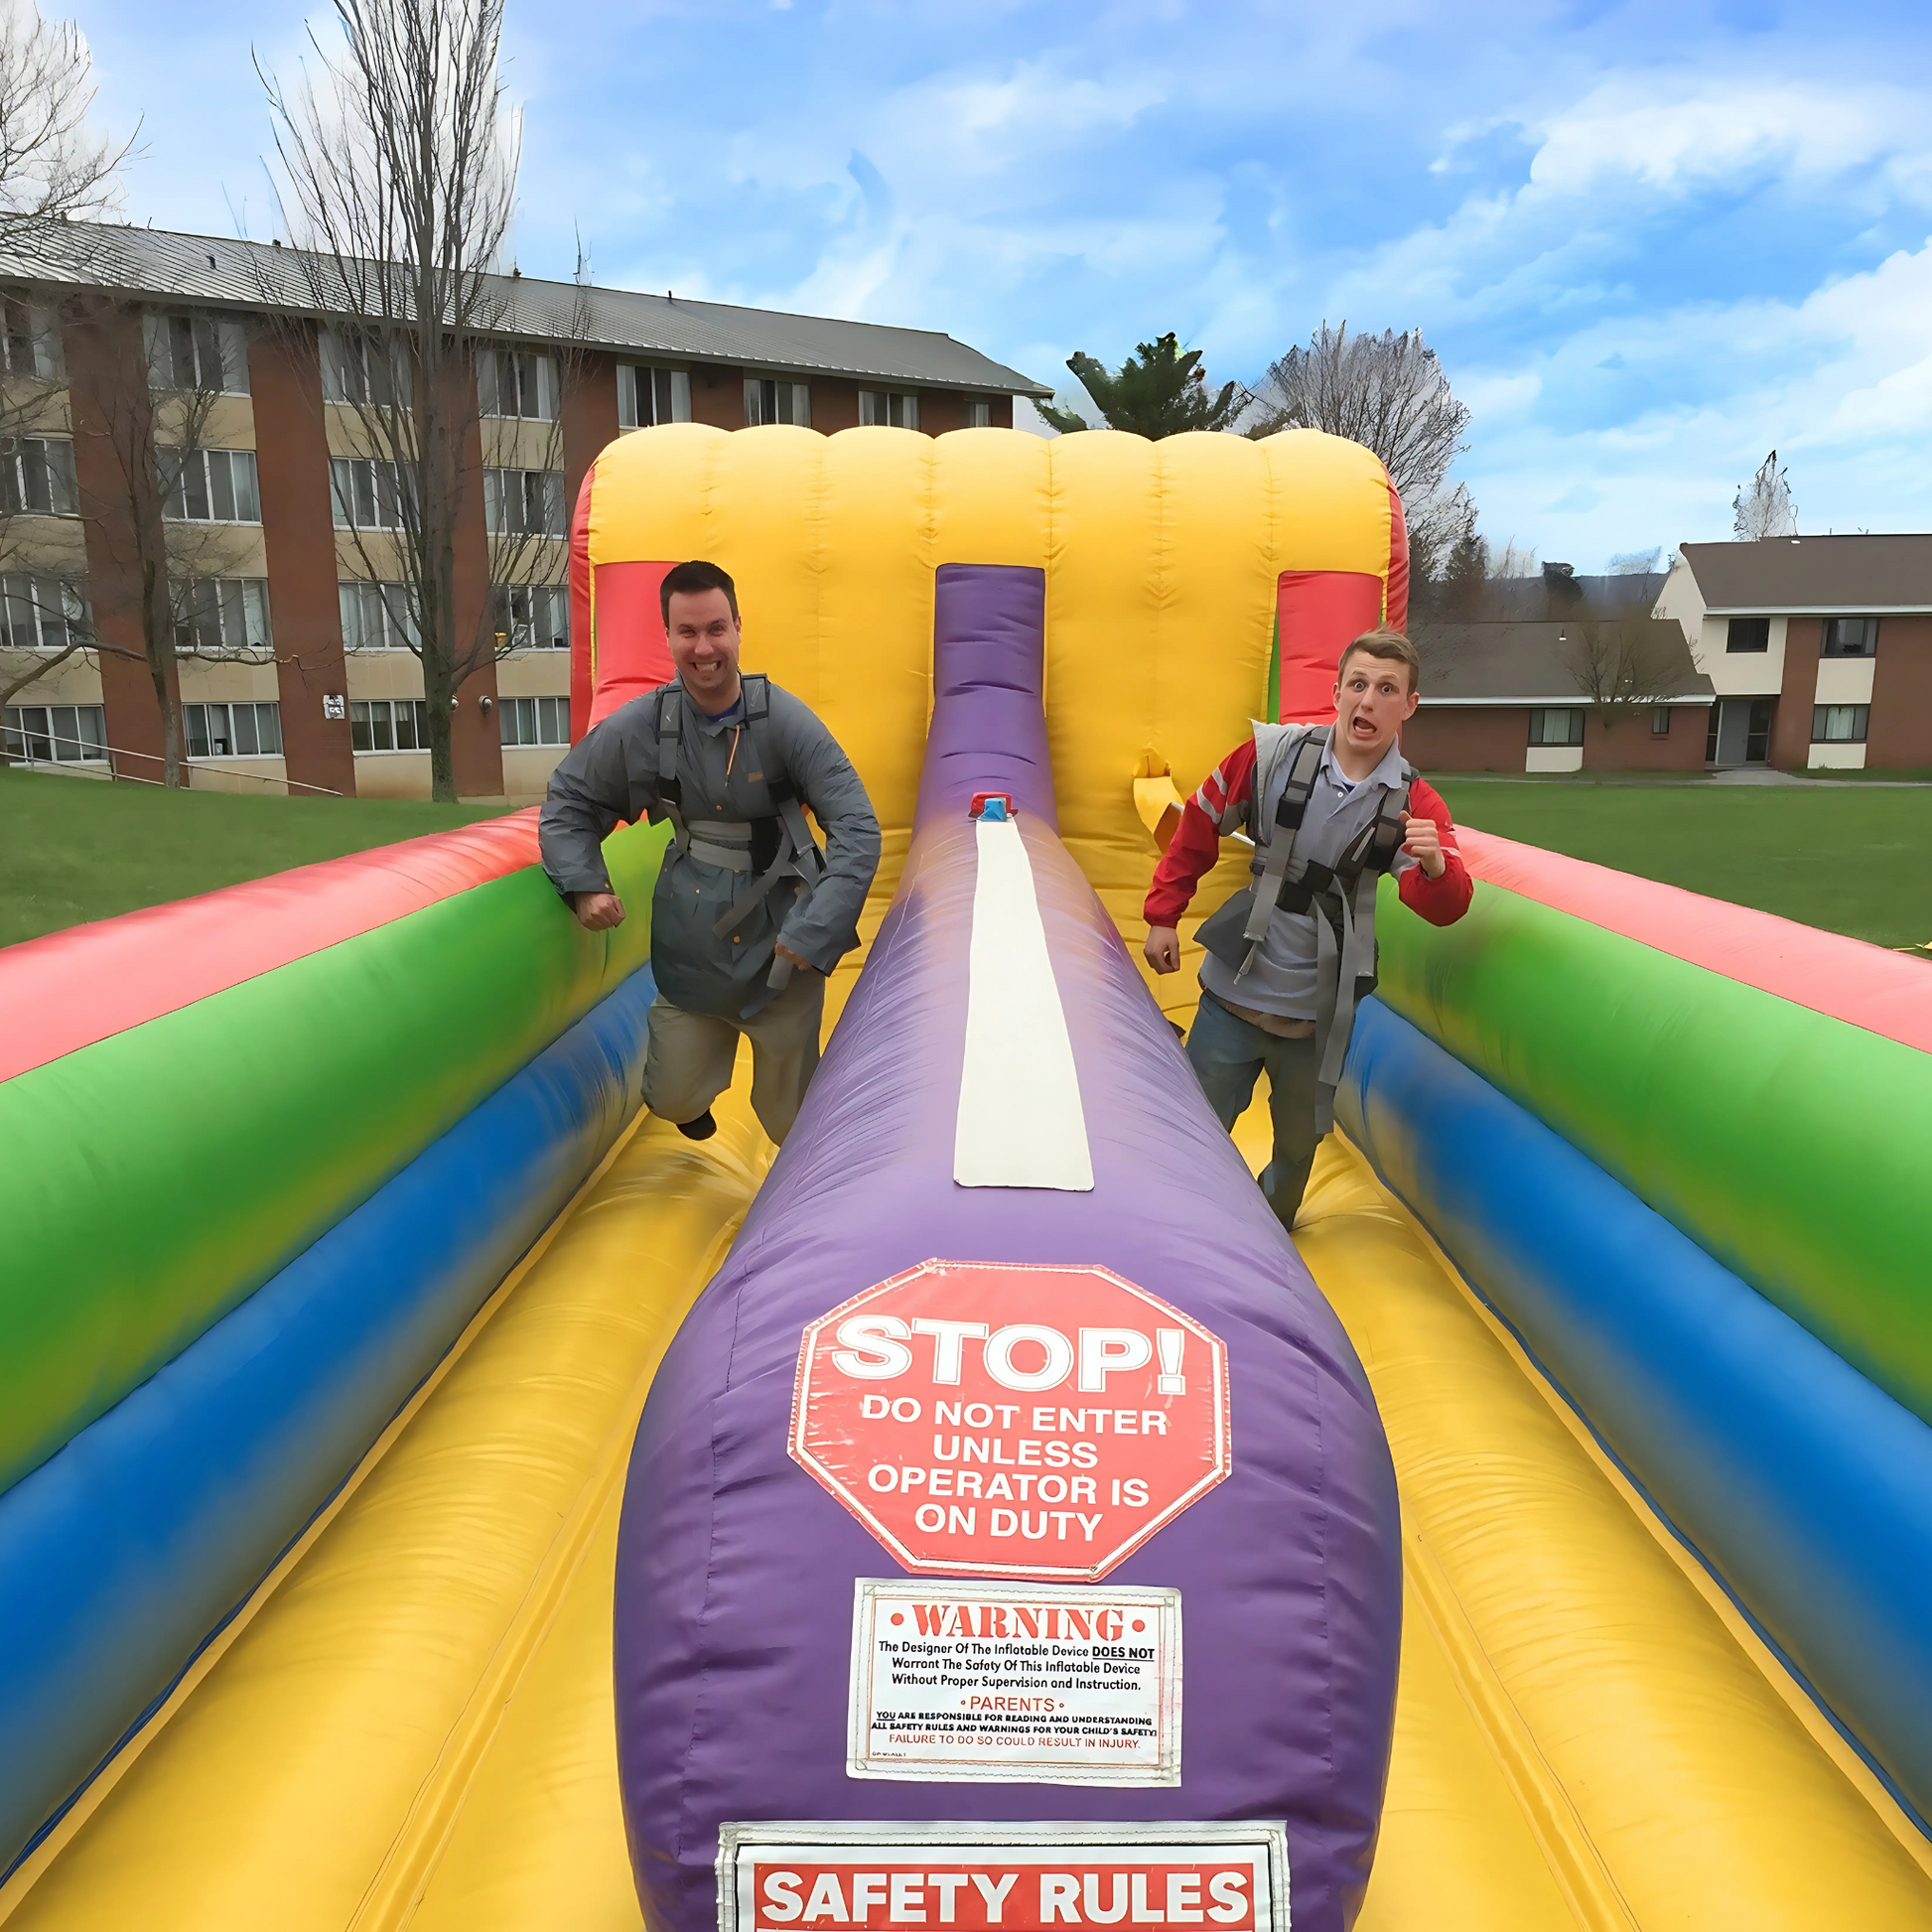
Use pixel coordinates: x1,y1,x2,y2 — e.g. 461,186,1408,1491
1036,334,1245,438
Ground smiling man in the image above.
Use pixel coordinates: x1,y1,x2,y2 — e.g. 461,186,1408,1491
539,559,880,1147
1144,627,1472,1228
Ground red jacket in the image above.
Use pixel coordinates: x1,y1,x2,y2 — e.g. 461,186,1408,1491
1144,737,1473,929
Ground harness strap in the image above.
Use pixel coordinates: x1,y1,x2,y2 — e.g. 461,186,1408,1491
1238,728,1327,952
655,686,689,853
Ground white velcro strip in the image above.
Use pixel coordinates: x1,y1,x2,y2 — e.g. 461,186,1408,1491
953,816,1095,1191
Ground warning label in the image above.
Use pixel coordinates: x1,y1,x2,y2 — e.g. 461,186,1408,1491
716,1822,1289,1932
789,1260,1230,1583
847,1579,1181,1785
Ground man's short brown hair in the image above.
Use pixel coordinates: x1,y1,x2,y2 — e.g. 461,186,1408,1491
1337,627,1421,694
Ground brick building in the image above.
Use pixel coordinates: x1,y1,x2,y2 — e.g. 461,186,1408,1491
1654,536,1932,771
0,220,1047,799
1402,567,1715,772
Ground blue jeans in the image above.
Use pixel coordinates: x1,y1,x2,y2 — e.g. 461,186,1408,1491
1184,992,1320,1230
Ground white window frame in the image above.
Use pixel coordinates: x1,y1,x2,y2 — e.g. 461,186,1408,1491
745,376,812,427
350,697,432,754
178,577,272,654
859,389,920,430
0,437,78,516
144,313,250,395
4,702,105,763
498,694,571,748
166,448,261,524
483,467,565,537
967,398,994,429
618,363,692,429
492,582,569,650
0,574,87,650
339,580,420,652
331,456,412,531
183,700,283,759
1,297,63,379
478,346,560,421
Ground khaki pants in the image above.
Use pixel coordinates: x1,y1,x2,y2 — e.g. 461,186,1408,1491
641,971,826,1146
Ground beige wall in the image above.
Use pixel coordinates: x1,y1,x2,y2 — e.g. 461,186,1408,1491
353,750,433,798
495,650,571,697
501,744,566,798
4,654,104,705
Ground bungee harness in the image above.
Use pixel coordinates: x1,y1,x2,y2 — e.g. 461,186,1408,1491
653,674,828,990
1196,725,1413,1133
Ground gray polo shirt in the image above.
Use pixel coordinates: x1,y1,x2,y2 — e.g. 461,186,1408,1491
1198,732,1415,1021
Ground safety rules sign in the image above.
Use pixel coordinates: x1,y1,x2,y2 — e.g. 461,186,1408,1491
847,1578,1180,1785
788,1260,1231,1582
716,1821,1289,1932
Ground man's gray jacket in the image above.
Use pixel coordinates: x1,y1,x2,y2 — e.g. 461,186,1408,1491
538,676,881,1021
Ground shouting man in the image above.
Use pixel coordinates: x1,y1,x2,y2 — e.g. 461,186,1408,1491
540,559,881,1146
1144,627,1472,1227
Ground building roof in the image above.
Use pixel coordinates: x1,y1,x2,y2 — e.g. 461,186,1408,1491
1410,617,1714,704
1678,535,1932,614
0,218,1052,398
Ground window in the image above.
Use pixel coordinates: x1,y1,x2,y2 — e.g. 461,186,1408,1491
492,583,568,650
1725,617,1770,653
1812,704,1869,744
1821,617,1877,657
320,330,407,409
478,347,559,420
1650,705,1672,736
0,575,87,650
178,578,271,653
1527,707,1585,748
144,313,250,394
184,701,283,759
859,390,920,430
350,698,432,753
166,448,261,523
483,467,565,537
331,457,412,530
746,377,812,427
4,703,104,763
967,398,994,429
340,580,420,652
619,364,691,429
1,297,63,379
0,437,77,515
498,695,571,747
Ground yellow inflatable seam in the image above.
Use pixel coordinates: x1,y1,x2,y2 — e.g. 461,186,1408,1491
1355,1152,1932,1888
0,1108,658,1928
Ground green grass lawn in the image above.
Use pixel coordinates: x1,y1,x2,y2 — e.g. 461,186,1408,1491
0,766,518,949
1434,778,1932,950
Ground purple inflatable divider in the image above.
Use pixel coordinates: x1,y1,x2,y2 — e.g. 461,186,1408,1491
615,564,1401,1932
914,565,1058,830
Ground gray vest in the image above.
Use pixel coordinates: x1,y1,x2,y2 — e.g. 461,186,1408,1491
1196,725,1412,1131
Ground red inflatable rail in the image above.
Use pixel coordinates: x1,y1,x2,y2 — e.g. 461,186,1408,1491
0,810,541,1082
1460,827,1932,1055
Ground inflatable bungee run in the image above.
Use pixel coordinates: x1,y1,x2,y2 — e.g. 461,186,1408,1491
2,423,1931,1932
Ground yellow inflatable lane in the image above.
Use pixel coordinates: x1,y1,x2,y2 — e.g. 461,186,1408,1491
6,1100,770,1932
1293,1137,1932,1931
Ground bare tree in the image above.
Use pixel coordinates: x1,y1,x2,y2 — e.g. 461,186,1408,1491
1247,324,1472,580
1733,449,1796,541
1563,603,1689,732
259,0,582,802
1606,545,1664,575
0,2,131,757
0,1,127,248
62,301,275,785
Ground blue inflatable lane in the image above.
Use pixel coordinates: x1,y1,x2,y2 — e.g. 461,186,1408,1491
0,965,657,1881
1337,996,1932,1834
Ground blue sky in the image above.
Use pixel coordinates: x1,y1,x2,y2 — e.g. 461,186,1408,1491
75,0,1932,568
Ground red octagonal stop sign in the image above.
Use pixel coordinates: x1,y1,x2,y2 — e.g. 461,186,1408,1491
789,1259,1230,1582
